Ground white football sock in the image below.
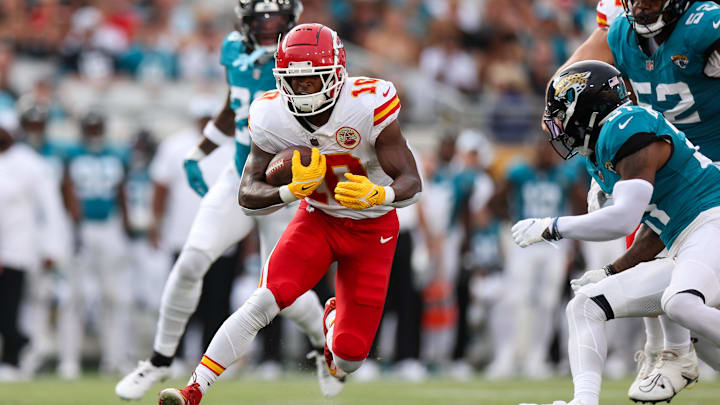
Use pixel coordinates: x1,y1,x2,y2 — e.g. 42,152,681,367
665,293,720,347
567,294,607,405
279,289,324,348
194,287,280,394
659,315,691,354
153,248,211,357
643,316,664,353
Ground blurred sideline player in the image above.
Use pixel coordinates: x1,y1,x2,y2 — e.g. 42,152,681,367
14,104,77,378
489,138,584,379
517,61,720,405
0,113,66,381
64,110,133,376
115,1,333,400
157,23,422,405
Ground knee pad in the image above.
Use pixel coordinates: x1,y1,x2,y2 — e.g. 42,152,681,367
662,291,704,322
245,287,281,325
335,357,364,374
173,248,212,281
332,331,368,363
566,293,611,323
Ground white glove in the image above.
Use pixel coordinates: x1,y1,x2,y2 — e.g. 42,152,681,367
587,177,612,213
511,217,556,247
570,269,608,293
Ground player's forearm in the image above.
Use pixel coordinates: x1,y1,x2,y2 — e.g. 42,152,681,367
388,174,422,206
556,179,651,241
612,225,665,272
238,181,284,210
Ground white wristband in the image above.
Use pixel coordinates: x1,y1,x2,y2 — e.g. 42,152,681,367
383,186,395,205
185,146,207,161
279,185,298,204
203,121,233,145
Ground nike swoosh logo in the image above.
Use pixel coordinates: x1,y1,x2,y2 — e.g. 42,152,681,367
714,19,720,29
370,190,378,199
380,236,393,244
301,184,314,191
382,87,390,97
618,116,634,129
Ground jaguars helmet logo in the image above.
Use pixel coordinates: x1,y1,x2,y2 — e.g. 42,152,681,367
553,71,591,104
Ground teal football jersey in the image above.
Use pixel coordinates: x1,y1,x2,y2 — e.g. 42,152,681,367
220,31,277,174
66,144,129,221
506,161,579,221
608,2,720,160
587,105,720,247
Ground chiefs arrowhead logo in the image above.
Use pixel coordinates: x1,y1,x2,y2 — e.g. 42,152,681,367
335,126,361,149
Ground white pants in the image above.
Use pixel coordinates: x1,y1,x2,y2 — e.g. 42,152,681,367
663,218,720,309
505,241,568,371
68,218,131,372
184,165,297,265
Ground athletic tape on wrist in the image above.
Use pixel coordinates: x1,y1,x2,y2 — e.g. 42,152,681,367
203,121,232,145
279,185,298,204
383,186,395,205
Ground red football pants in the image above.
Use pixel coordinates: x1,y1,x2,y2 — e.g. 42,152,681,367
260,201,399,362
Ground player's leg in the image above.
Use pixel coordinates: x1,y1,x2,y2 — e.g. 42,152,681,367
662,220,720,346
117,167,254,400
256,203,325,348
170,203,334,398
98,219,131,374
326,211,399,375
693,334,720,370
563,259,672,405
524,243,567,378
153,167,253,360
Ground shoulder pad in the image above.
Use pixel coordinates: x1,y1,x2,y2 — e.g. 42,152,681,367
221,31,249,68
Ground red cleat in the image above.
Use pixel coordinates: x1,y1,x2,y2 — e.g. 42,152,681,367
322,298,346,379
158,382,203,405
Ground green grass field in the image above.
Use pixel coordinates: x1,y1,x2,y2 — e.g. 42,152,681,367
3,375,720,405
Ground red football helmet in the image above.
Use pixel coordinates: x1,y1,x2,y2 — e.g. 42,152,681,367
273,23,347,116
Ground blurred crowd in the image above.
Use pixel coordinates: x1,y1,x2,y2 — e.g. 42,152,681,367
0,0,656,385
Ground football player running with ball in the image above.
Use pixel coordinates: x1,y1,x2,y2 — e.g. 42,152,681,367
157,23,422,405
116,1,338,400
516,60,720,405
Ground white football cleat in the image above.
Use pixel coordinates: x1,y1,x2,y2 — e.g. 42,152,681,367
116,359,171,400
628,349,662,400
308,350,344,397
630,347,699,403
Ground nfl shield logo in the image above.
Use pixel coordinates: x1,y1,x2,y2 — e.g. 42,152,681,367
253,69,261,80
645,60,654,71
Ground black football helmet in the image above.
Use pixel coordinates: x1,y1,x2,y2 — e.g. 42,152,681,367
620,0,690,38
544,61,630,160
235,0,303,52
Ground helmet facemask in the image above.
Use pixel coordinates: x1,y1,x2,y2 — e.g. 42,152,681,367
274,61,346,116
621,0,689,38
235,0,302,53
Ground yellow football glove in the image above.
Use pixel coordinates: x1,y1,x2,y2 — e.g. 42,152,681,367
287,147,326,199
334,173,389,210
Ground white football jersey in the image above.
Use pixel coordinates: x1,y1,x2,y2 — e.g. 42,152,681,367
596,0,625,29
249,76,402,220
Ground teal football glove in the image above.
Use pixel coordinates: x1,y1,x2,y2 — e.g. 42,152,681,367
183,159,209,196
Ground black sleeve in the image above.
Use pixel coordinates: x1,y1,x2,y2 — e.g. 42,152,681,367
611,132,657,168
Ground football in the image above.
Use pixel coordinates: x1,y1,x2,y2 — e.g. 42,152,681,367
265,145,313,186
